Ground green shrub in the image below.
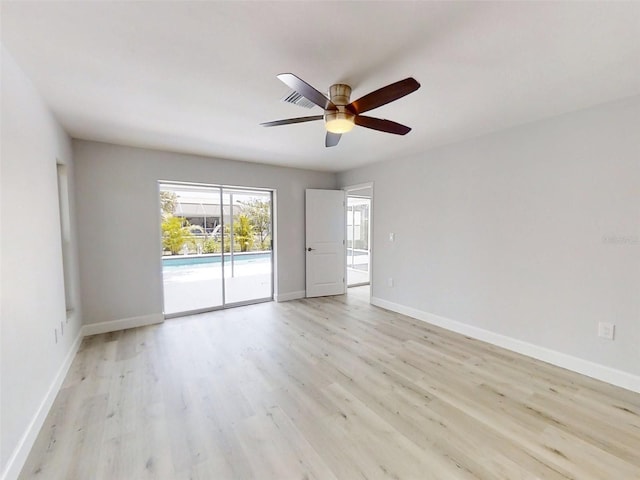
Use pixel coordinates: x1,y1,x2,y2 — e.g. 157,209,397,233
234,215,254,252
161,216,191,255
203,237,220,253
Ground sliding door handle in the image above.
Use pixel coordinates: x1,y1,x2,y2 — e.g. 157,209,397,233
307,247,314,252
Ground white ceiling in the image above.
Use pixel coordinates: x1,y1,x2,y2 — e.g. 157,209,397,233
2,2,639,172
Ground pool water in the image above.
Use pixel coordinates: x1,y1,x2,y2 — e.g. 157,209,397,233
163,251,271,268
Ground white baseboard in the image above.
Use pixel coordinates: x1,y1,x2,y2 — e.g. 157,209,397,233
1,328,84,480
274,290,306,302
371,297,640,394
82,313,164,336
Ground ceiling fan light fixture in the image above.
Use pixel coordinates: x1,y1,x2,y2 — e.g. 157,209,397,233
325,110,355,134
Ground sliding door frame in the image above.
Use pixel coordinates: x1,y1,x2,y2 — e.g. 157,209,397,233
159,180,275,318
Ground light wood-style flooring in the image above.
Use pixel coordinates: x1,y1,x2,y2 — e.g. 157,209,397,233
20,288,640,479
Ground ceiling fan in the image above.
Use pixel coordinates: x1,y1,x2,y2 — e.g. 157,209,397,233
261,73,421,147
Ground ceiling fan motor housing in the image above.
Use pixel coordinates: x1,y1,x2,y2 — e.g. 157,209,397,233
325,84,355,133
328,84,351,106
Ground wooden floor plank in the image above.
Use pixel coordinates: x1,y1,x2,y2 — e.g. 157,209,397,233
19,287,640,479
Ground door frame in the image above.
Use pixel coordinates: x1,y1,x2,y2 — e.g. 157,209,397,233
158,180,275,318
343,182,374,302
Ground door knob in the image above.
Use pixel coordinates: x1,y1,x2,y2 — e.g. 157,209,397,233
307,247,314,252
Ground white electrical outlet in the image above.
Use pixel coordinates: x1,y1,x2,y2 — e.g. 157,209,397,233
598,322,615,340
387,277,394,287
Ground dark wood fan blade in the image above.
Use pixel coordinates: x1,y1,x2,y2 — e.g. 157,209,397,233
260,115,323,127
277,73,336,110
354,116,412,135
348,77,420,115
325,132,341,147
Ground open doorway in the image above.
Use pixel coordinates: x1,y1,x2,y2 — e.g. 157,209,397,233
345,183,373,295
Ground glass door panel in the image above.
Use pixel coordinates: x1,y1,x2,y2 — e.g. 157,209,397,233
222,188,273,305
160,184,224,315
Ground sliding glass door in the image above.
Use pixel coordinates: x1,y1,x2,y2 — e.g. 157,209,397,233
159,182,273,316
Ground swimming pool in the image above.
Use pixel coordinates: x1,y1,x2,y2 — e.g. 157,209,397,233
163,251,271,268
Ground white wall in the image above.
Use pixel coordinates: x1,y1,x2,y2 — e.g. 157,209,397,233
1,46,82,479
339,97,640,386
73,140,336,326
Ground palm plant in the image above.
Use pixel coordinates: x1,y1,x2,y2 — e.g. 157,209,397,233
233,215,254,252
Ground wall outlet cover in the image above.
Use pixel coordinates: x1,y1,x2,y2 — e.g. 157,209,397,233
598,322,615,340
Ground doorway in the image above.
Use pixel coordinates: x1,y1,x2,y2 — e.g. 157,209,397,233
345,184,372,288
159,182,273,317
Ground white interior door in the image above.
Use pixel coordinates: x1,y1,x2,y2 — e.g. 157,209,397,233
305,189,346,297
